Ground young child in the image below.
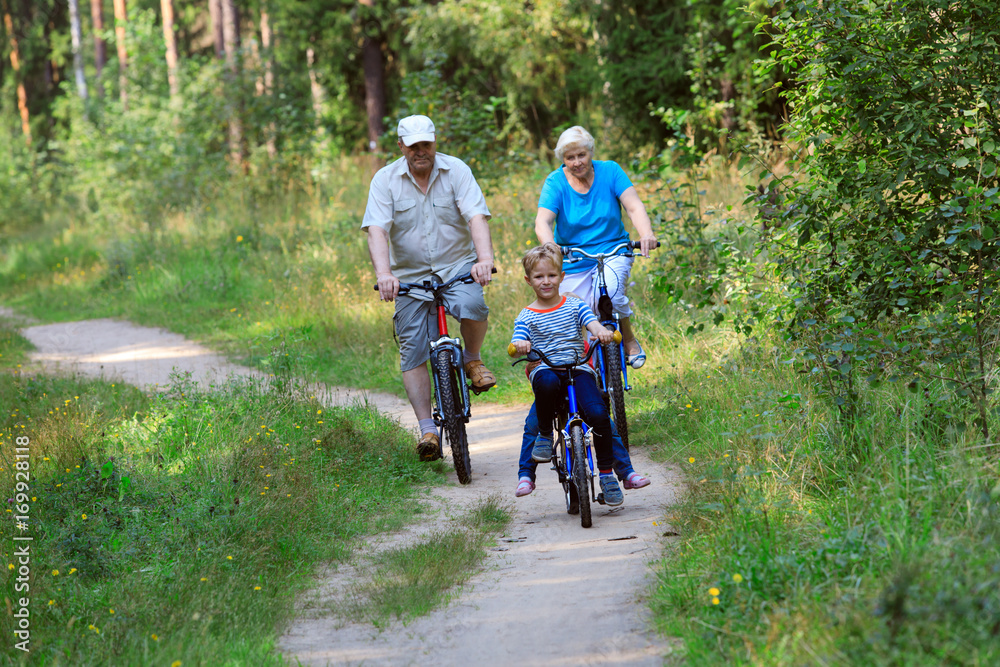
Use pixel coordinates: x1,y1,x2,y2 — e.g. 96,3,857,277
509,242,624,506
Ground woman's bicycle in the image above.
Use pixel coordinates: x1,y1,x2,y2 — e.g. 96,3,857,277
376,269,494,484
561,240,658,452
508,332,621,528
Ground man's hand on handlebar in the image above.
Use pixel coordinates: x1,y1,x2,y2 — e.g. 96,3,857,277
470,260,495,286
375,272,399,302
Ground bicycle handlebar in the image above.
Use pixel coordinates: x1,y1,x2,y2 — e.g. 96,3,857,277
561,240,660,262
373,267,498,295
507,330,622,370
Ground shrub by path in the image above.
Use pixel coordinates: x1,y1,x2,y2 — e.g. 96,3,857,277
12,312,680,665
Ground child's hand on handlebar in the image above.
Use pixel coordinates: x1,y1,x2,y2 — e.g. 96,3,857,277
508,340,532,357
587,323,616,345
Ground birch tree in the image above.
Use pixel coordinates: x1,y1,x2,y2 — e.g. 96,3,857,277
68,0,88,99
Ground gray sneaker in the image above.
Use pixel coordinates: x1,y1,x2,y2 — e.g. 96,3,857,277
531,436,553,462
600,475,624,506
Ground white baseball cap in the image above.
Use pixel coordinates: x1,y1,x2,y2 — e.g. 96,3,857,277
397,115,436,146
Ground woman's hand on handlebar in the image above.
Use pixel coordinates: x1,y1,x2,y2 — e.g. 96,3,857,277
638,234,658,258
375,272,399,302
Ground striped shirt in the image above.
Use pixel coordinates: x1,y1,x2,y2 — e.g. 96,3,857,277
511,295,598,377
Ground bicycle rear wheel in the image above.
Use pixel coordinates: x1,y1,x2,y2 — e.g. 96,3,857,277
601,341,630,452
570,424,592,528
435,348,472,484
555,432,577,514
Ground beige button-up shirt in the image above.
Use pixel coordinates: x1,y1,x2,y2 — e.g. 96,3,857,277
361,153,491,287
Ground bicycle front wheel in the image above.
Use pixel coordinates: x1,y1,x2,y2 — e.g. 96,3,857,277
601,341,630,451
435,348,472,484
570,424,592,528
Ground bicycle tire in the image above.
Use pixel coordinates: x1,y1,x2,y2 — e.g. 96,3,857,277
435,348,472,484
602,341,630,452
555,432,577,514
570,424,592,528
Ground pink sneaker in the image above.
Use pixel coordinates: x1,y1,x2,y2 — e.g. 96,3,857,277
515,477,535,497
623,472,650,490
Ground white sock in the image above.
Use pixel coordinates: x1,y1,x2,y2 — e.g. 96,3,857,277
418,419,436,436
462,351,481,364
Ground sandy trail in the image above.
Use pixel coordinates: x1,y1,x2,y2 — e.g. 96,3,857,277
4,310,679,666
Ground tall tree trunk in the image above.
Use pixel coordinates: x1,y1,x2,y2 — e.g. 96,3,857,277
358,0,384,151
257,5,276,157
69,0,88,99
90,0,105,95
306,43,327,152
221,0,243,164
112,0,127,108
2,5,31,144
160,0,179,99
209,0,224,59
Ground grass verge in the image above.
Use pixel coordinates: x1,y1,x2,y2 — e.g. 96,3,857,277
640,335,1000,665
345,494,513,627
0,335,447,665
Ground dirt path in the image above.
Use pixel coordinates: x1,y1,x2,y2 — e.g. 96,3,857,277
4,310,680,666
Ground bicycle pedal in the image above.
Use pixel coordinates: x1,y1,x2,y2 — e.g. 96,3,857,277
596,493,606,506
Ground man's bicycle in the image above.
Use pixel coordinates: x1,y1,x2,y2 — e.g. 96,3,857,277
376,270,494,484
508,333,621,528
560,240,658,451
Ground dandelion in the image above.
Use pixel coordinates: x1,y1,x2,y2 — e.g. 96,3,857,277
688,457,695,463
201,577,208,582
172,661,182,667
69,568,77,575
732,573,743,583
89,624,100,634
254,586,261,591
227,556,233,560
48,600,55,605
109,609,115,614
152,634,159,641
236,235,244,242
685,403,692,408
82,514,87,520
712,597,720,605
52,570,59,576
7,563,13,570
709,587,720,596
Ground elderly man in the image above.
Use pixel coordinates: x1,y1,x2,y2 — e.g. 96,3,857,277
362,114,497,461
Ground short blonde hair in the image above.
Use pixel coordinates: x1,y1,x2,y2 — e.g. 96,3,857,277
554,126,595,162
521,242,563,275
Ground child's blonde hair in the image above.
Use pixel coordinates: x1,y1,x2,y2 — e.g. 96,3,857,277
521,242,563,275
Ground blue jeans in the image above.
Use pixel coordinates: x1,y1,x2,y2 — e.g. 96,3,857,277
518,392,635,483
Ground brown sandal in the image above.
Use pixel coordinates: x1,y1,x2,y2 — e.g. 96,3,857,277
464,360,497,394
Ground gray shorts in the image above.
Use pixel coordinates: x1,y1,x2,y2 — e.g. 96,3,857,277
394,272,489,372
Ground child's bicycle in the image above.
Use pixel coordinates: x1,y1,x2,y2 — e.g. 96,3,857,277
560,240,659,452
376,269,495,484
508,332,621,529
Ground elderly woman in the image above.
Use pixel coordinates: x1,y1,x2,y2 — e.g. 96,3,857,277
513,126,655,499
534,125,657,367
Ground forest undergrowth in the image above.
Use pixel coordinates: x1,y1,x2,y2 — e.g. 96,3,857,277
2,158,999,665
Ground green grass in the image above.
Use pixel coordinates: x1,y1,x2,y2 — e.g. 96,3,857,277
0,340,449,665
635,335,1000,665
344,494,513,627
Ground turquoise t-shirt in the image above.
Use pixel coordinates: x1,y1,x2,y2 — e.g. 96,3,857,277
538,160,633,274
